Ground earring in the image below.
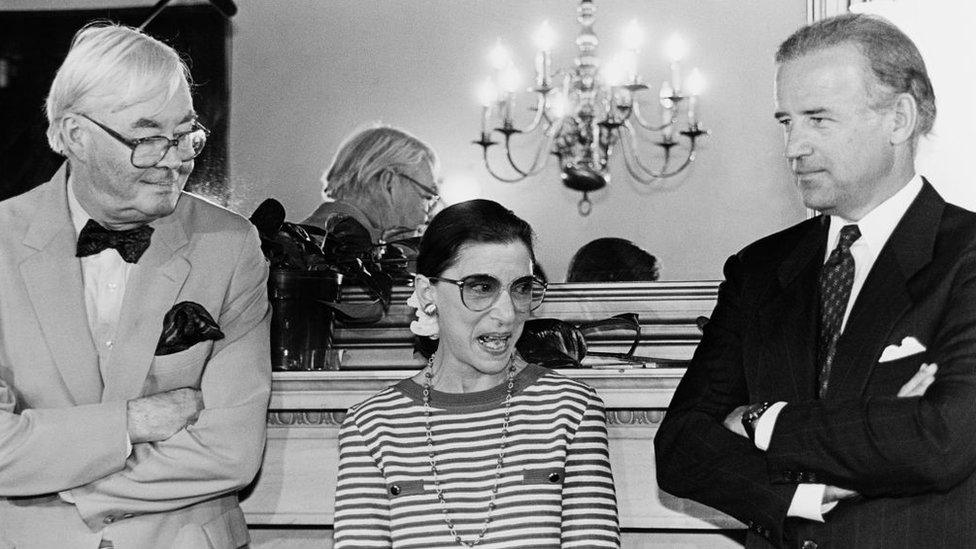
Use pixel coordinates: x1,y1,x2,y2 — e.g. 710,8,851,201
423,303,437,316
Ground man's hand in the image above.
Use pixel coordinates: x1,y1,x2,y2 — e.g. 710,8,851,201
897,363,937,397
723,404,751,438
126,388,204,444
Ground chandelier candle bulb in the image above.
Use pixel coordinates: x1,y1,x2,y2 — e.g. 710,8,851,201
685,68,705,127
665,33,687,92
535,51,551,88
534,20,556,88
622,19,643,51
488,40,511,71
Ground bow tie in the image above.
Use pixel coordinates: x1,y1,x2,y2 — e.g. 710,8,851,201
76,219,154,263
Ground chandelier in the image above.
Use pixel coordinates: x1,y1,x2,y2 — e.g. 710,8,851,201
473,0,709,215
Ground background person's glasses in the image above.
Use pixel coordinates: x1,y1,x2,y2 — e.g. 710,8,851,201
80,114,209,169
397,172,439,211
429,274,547,312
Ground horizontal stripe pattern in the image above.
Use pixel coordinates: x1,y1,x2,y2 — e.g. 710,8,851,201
334,365,620,548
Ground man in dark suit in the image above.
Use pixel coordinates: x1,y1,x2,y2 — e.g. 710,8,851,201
655,13,976,549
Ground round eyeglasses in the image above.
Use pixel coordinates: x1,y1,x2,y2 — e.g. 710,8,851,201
429,274,547,312
80,114,209,169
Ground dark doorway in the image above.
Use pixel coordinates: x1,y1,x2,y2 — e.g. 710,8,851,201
0,6,230,203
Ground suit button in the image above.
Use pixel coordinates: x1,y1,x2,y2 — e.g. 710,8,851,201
802,541,818,549
389,485,401,496
103,515,116,524
548,472,562,483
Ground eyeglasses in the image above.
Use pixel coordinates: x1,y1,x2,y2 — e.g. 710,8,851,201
429,274,547,312
80,114,209,169
397,172,440,211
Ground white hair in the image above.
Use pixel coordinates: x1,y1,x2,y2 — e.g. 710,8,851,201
322,124,439,201
45,22,191,154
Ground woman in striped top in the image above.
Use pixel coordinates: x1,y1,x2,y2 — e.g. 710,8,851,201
334,199,620,548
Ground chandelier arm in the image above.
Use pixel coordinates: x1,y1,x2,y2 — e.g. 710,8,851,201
630,101,674,132
518,93,550,134
619,122,701,181
620,134,662,183
482,147,532,183
619,122,665,179
516,129,557,176
502,131,557,178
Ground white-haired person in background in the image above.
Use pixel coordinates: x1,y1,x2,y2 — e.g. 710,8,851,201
302,125,441,243
0,22,271,548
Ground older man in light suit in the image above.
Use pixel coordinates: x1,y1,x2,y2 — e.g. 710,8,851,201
0,23,270,548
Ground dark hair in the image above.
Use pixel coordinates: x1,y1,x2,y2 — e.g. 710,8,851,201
567,237,659,283
417,199,535,278
776,13,935,138
414,199,535,357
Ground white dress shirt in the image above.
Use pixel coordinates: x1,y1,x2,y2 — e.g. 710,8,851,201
61,176,135,504
754,175,924,521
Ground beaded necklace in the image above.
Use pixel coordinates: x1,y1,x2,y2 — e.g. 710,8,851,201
422,353,517,547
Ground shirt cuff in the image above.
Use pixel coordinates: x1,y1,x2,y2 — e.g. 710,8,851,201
753,401,787,451
787,483,828,522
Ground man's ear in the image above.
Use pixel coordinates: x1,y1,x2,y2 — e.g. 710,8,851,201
889,92,918,146
57,114,89,159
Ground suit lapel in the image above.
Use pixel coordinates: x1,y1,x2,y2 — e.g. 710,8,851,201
758,217,828,400
101,204,190,402
826,181,942,399
19,167,102,404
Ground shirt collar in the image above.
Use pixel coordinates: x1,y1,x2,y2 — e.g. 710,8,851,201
66,173,93,237
826,174,923,256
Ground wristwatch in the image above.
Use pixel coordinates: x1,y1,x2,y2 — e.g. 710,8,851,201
741,401,773,442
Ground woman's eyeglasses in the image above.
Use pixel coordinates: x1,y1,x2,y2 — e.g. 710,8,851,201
429,274,547,312
80,114,209,169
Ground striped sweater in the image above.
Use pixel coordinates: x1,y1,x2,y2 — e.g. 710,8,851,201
334,364,620,548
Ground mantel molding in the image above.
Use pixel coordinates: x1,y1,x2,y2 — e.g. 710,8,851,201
270,367,687,411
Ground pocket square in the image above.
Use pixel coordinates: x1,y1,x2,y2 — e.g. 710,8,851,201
879,336,926,363
155,301,225,356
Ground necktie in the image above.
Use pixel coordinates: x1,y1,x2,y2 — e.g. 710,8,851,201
76,219,154,263
817,224,861,398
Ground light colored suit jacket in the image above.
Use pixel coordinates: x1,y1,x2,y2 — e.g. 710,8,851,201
0,165,271,549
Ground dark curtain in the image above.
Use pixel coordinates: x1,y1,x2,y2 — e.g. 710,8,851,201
0,6,230,203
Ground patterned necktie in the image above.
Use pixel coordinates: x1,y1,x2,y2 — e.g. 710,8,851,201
817,224,861,398
76,219,154,264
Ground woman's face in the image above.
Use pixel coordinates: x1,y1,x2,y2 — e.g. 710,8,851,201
429,240,534,381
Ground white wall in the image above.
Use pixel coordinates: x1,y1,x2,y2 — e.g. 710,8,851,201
850,0,976,211
228,0,808,281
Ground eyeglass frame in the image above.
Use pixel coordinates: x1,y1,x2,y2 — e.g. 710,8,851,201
391,170,440,211
428,274,548,312
78,113,210,169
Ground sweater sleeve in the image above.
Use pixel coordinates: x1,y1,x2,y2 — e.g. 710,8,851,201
560,388,621,548
333,409,392,548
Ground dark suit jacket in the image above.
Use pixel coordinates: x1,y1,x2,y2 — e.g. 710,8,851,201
655,181,976,549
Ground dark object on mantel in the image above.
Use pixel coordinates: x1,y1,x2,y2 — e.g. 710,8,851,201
517,313,683,368
250,198,419,370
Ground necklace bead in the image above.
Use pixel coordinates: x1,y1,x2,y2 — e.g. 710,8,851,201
423,353,517,547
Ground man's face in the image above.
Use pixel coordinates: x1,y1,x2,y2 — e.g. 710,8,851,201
774,44,895,220
75,82,196,229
